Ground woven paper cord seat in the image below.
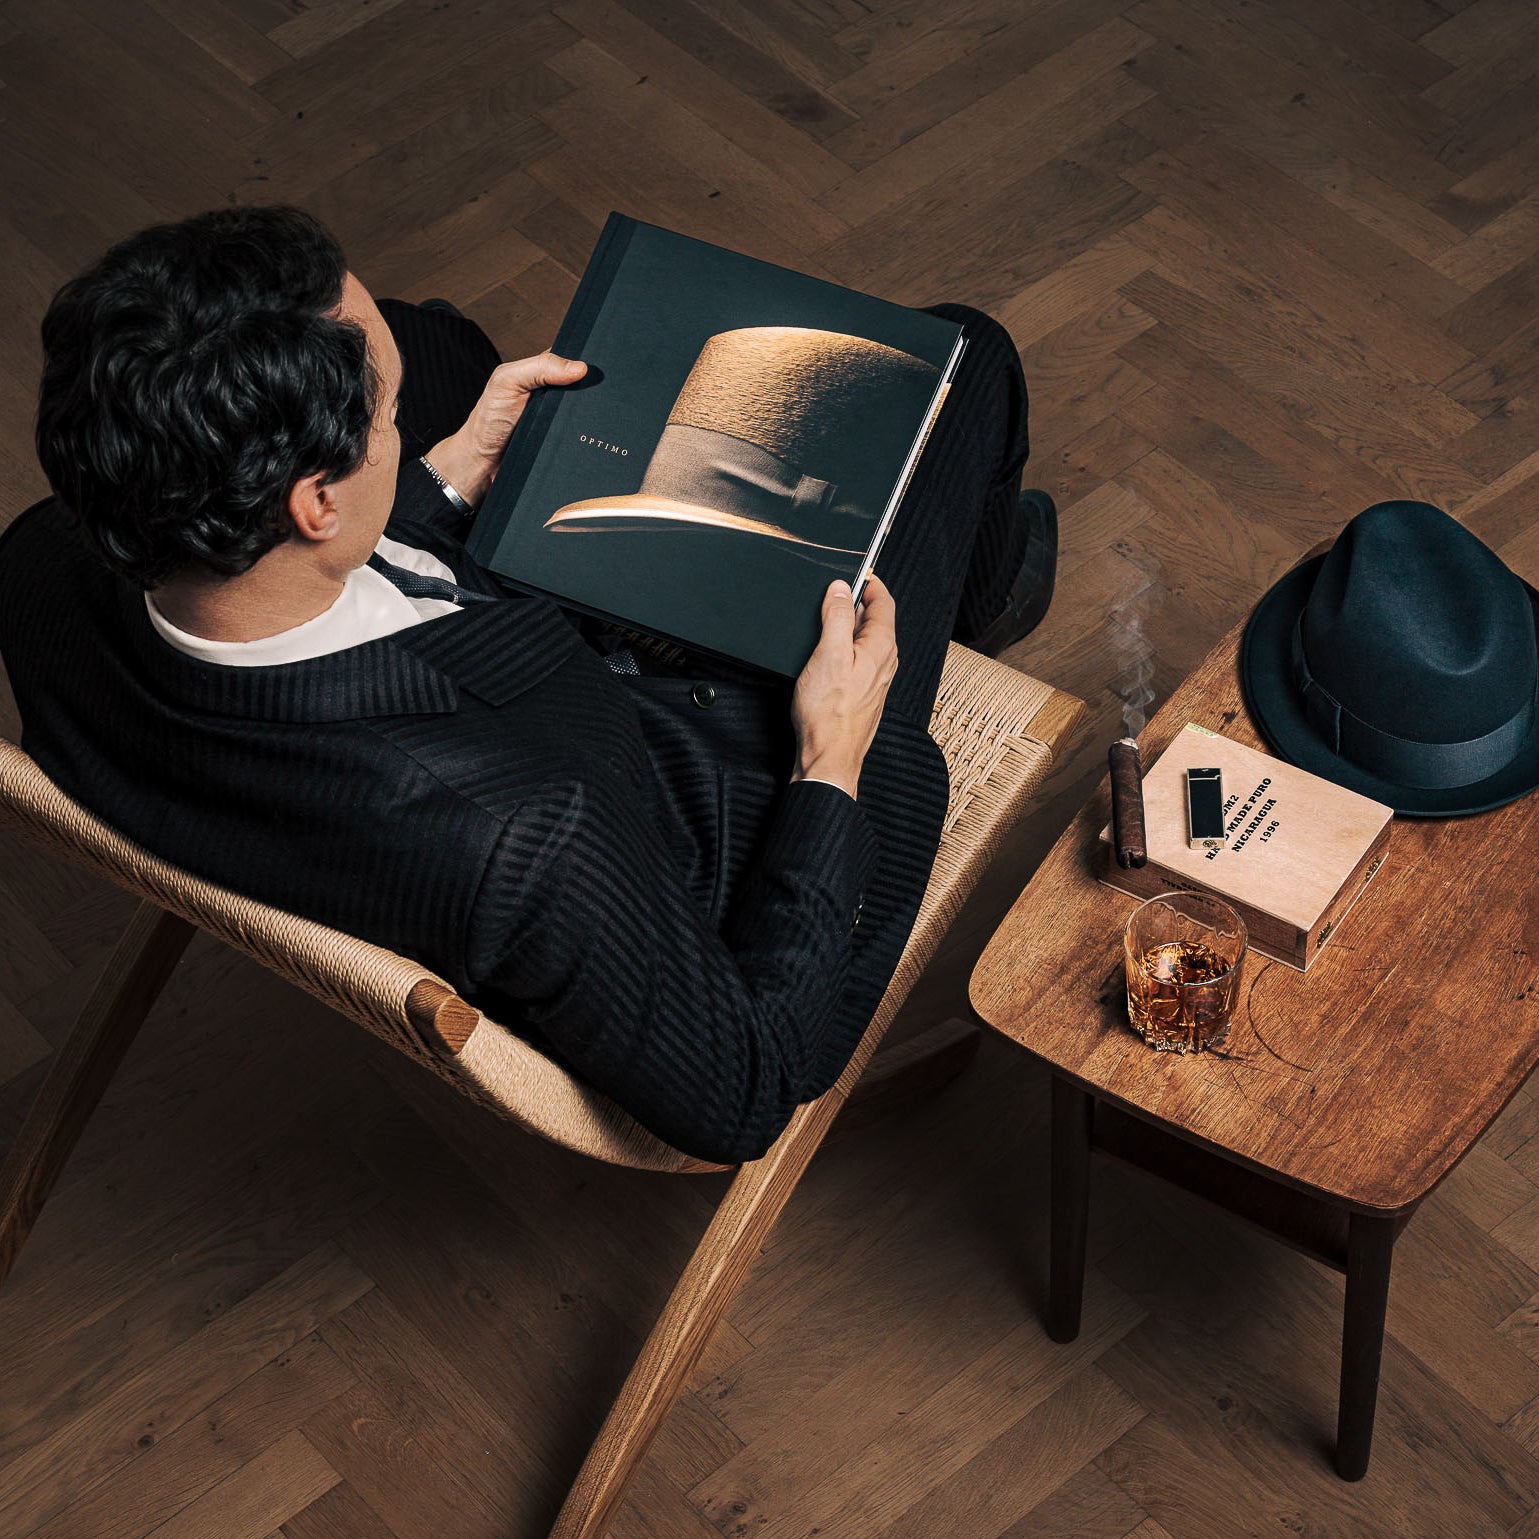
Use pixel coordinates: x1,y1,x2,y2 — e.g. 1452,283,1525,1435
0,641,1082,1539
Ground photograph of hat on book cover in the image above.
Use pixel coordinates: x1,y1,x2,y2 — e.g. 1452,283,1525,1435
467,213,967,676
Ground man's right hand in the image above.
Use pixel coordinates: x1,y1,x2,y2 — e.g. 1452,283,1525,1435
790,574,899,799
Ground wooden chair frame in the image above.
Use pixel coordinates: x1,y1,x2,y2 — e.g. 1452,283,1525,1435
0,643,1081,1538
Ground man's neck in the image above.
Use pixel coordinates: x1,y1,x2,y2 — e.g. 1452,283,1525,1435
152,543,351,642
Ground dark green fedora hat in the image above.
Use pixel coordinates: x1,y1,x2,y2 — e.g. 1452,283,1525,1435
1240,501,1539,817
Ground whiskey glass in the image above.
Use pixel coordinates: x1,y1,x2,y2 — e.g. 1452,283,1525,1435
1124,892,1246,1053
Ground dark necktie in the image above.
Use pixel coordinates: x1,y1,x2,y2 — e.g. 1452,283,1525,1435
366,551,494,606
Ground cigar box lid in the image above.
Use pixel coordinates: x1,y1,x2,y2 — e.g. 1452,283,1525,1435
1100,724,1393,929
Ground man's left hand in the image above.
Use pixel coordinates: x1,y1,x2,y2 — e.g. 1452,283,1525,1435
425,351,588,508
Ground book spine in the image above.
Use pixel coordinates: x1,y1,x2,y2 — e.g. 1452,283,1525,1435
894,381,951,507
466,212,637,564
855,331,965,595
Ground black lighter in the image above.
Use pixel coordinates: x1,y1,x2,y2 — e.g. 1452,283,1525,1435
1186,767,1226,851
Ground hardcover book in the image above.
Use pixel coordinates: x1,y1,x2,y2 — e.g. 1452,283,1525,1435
1098,724,1394,970
467,213,967,676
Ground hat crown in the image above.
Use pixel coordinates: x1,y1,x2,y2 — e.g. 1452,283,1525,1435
1300,502,1536,743
666,327,939,472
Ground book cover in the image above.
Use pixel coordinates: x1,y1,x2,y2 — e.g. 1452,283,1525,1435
467,213,967,676
1098,724,1394,969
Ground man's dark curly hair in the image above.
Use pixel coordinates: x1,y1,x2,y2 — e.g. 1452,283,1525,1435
36,205,380,590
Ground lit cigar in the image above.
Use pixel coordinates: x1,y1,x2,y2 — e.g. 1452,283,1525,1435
1109,737,1147,869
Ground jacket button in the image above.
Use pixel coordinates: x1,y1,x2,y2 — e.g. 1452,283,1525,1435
851,894,864,930
691,682,716,708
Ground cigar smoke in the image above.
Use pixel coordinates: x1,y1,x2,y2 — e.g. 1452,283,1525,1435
1109,570,1159,737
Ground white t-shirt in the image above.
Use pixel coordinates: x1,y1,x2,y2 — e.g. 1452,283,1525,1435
145,534,463,665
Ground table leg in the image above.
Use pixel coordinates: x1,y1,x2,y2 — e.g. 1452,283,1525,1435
1048,1075,1093,1343
1336,1211,1396,1481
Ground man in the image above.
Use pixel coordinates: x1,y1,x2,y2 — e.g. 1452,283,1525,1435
0,206,1052,1165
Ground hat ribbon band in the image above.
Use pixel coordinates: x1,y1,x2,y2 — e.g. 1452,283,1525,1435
635,424,866,547
1290,618,1535,790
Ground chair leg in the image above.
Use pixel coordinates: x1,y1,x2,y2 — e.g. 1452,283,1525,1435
548,1085,850,1539
0,902,193,1290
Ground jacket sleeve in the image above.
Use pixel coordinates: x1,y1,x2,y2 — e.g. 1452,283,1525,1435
462,775,878,1164
390,455,476,538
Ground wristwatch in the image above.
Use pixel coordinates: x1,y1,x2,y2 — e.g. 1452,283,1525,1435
419,456,473,515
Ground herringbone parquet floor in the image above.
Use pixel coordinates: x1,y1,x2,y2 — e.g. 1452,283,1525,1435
4,1,1539,1535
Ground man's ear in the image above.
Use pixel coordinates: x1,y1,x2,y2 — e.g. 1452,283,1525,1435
287,472,341,542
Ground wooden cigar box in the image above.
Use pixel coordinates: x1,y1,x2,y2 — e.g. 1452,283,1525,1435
1099,723,1393,970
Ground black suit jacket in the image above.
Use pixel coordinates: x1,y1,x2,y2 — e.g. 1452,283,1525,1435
0,467,949,1162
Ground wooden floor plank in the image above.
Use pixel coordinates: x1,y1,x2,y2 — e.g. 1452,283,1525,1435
1433,125,1539,231
1122,210,1479,449
1114,320,1393,516
1189,0,1450,153
605,0,858,141
997,1462,1151,1539
0,12,243,212
1435,192,1539,294
1125,0,1457,204
26,1336,356,1539
0,1245,373,1537
1344,0,1461,46
823,0,1133,170
1428,47,1539,177
309,1289,567,1537
137,0,289,82
1423,8,1539,120
61,0,278,136
0,1140,380,1463
532,94,824,271
1284,0,1454,90
1121,48,1470,262
1421,0,1536,67
831,0,1055,120
691,1270,1143,1532
546,38,852,247
301,1378,520,1539
1121,128,1471,341
830,21,1155,236
280,1481,407,1539
553,0,852,197
872,1369,1145,1539
140,1430,339,1539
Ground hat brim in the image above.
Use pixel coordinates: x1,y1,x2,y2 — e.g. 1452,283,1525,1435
1239,554,1539,817
545,495,866,556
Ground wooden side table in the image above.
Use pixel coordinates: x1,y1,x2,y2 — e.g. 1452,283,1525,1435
970,614,1539,1479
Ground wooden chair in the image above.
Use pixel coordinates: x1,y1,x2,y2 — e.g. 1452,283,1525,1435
0,642,1082,1539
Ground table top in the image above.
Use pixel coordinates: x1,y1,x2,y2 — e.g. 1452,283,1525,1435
970,613,1539,1216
